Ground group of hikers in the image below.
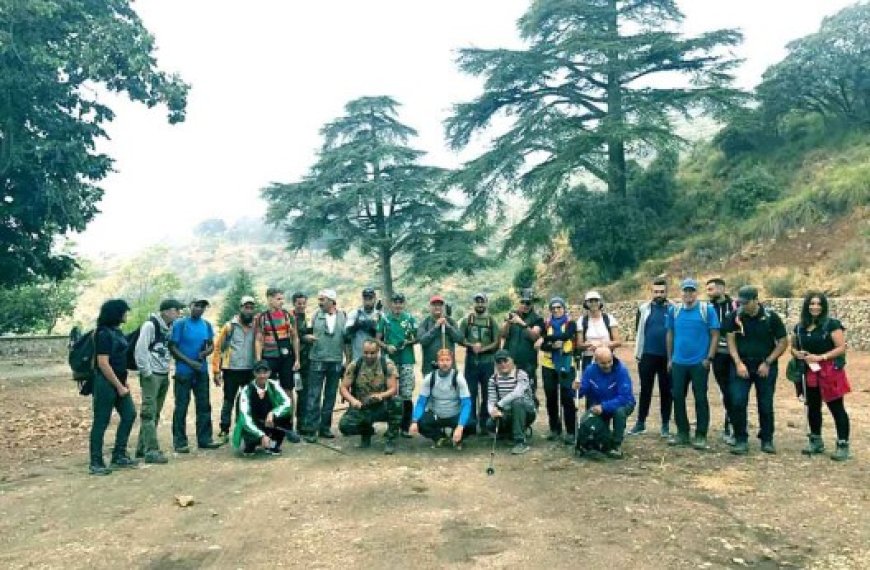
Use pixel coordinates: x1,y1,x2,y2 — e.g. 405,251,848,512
83,278,853,475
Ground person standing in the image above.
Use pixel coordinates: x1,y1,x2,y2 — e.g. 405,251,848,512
303,289,347,441
213,296,258,445
577,290,622,371
254,287,301,393
345,287,382,362
417,294,462,374
133,298,184,464
723,286,788,455
539,297,578,444
706,277,739,444
459,293,500,434
630,278,673,438
377,292,418,437
168,299,222,453
89,299,138,475
292,292,312,432
666,279,720,450
500,289,544,396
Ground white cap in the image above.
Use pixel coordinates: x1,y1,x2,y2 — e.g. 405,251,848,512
584,290,602,301
319,289,337,301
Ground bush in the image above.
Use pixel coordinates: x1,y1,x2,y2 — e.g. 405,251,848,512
725,167,781,215
765,272,796,298
489,295,513,315
512,266,537,295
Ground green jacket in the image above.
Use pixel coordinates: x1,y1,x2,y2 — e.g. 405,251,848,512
231,379,292,448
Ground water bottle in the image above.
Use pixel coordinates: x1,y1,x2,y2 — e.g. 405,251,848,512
293,371,302,391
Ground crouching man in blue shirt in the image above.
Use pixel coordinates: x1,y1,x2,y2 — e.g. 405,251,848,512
573,347,636,458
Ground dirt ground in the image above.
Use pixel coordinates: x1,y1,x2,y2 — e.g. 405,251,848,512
1,347,868,569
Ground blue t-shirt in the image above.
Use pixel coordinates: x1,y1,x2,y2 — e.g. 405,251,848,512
666,303,720,366
170,317,214,376
643,303,669,357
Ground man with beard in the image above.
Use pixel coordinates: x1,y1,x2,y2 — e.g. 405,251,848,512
346,287,382,362
213,296,258,445
417,295,462,374
303,289,348,441
706,277,739,444
499,289,544,393
460,293,501,435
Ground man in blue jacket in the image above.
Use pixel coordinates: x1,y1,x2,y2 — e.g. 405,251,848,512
573,347,636,458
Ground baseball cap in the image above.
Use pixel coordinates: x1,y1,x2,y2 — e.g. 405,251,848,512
361,287,376,298
159,299,184,311
429,294,445,304
737,285,759,302
239,295,256,307
391,292,406,302
253,360,271,373
520,289,534,302
494,349,511,362
473,292,488,302
191,298,210,307
584,290,602,302
549,296,567,309
319,289,337,301
680,278,699,291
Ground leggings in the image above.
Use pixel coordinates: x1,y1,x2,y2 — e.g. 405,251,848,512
806,385,850,441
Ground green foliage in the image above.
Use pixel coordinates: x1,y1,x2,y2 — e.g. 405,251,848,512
489,295,513,315
724,167,781,215
0,0,189,287
0,273,85,334
195,219,228,237
122,272,183,333
511,266,537,295
764,272,796,298
219,269,259,324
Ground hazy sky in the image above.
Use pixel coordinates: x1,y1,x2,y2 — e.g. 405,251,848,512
77,0,855,256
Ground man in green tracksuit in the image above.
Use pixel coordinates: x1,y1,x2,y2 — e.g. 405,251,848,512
377,292,418,437
232,361,294,455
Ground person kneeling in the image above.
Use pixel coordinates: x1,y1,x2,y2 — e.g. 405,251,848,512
338,340,402,455
486,350,537,455
232,361,294,456
573,347,636,459
409,349,472,450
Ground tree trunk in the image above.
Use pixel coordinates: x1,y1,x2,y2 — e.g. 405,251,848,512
605,0,627,196
379,245,394,303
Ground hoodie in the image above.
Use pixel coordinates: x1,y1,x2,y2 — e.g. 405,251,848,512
578,359,636,415
134,313,173,377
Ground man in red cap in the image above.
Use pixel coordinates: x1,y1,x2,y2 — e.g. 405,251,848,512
417,295,462,377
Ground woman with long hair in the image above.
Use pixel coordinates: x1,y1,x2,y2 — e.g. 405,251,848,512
89,299,138,475
790,291,851,461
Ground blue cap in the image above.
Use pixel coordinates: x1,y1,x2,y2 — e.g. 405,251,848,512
680,278,699,291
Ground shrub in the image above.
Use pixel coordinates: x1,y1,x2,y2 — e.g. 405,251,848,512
725,167,781,215
765,272,796,298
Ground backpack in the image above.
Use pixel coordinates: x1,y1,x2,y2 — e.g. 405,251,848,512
463,313,495,345
125,316,165,371
68,329,97,396
575,410,612,453
427,368,459,394
580,313,613,342
673,301,710,325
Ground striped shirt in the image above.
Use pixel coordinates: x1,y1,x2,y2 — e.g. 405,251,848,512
255,310,297,359
487,368,533,416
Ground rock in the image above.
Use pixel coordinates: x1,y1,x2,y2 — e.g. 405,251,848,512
175,495,195,507
732,558,746,566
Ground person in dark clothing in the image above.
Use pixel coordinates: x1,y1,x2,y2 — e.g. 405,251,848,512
499,288,544,396
723,286,788,455
790,291,852,461
232,361,295,456
459,293,500,435
292,292,312,432
630,277,673,438
538,296,578,444
707,277,738,444
417,295,463,375
89,299,138,475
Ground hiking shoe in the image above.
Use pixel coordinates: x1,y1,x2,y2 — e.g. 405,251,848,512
546,431,561,442
285,430,301,444
319,429,336,439
607,446,624,459
400,430,413,439
723,435,736,446
628,423,646,436
359,434,372,449
434,437,450,448
110,455,139,469
242,450,256,458
199,441,223,450
730,441,749,455
802,435,825,455
667,433,690,447
217,431,229,444
691,436,709,451
144,451,169,464
174,445,191,454
831,440,850,462
660,425,671,439
384,439,396,455
89,464,112,476
265,446,282,456
134,450,145,459
511,442,530,455
760,441,777,454
304,434,318,444
563,435,576,446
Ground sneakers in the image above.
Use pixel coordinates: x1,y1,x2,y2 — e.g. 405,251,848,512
563,435,576,446
304,434,318,444
802,435,825,456
319,429,336,439
359,434,372,449
546,431,561,442
285,430,302,444
144,451,169,464
831,440,850,462
217,430,229,444
760,441,776,454
199,441,223,450
384,439,396,455
89,464,112,476
628,423,646,436
730,441,749,455
174,445,191,454
110,455,139,469
691,436,709,451
434,437,450,448
659,425,671,439
668,433,690,447
607,446,624,459
265,446,282,456
511,442,530,455
400,430,413,439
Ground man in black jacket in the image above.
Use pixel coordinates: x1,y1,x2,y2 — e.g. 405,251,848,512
706,277,737,445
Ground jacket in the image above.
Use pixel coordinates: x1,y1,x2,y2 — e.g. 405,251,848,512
578,359,636,415
212,317,256,373
634,300,672,359
231,379,293,448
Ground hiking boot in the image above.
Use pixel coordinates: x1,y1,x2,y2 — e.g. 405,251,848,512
434,437,450,448
692,436,709,451
760,441,777,454
144,451,169,464
110,455,139,469
546,431,561,442
563,435,576,446
304,434,318,444
134,450,145,459
89,464,112,476
319,429,336,439
660,425,671,439
285,430,301,444
802,435,825,455
400,430,413,439
511,442,530,455
359,434,372,449
668,433,690,447
217,430,229,445
174,445,191,454
831,440,850,462
199,441,223,450
607,446,624,459
384,439,396,455
730,441,749,455
628,422,646,436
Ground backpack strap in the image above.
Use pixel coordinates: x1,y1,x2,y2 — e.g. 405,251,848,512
603,313,612,340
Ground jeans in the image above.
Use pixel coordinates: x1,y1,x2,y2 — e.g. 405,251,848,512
604,404,635,447
542,367,576,436
242,413,294,452
305,361,343,434
90,372,137,466
671,363,710,437
465,359,495,430
712,353,733,430
136,372,169,456
729,361,777,443
172,369,214,448
219,369,251,433
636,354,672,426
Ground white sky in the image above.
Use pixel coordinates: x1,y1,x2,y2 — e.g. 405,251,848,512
76,0,856,256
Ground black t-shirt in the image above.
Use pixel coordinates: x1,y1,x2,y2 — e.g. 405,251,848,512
247,384,273,422
505,310,546,368
793,319,845,355
722,308,787,361
96,326,129,383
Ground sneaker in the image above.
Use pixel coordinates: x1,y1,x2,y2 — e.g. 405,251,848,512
546,431,561,442
607,446,624,459
89,464,112,476
174,445,191,454
691,436,709,451
628,423,646,436
659,425,671,439
265,446,282,456
511,442,530,455
760,441,777,454
304,434,318,444
730,441,749,455
400,430,413,439
724,434,736,446
199,441,223,450
802,435,825,455
720,427,732,443
384,439,396,455
668,433,690,447
285,430,302,444
217,430,229,444
434,437,450,448
242,450,256,458
144,451,169,464
563,435,576,446
319,429,336,439
110,455,139,469
831,440,850,462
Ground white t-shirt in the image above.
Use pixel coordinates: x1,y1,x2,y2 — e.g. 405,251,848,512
325,312,337,334
579,313,618,356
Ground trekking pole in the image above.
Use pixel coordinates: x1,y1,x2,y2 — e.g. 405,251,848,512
800,370,811,454
270,425,348,455
486,418,500,476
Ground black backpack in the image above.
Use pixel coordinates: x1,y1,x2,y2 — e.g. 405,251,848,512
580,313,613,342
125,316,165,371
427,368,459,394
68,329,97,396
575,410,612,453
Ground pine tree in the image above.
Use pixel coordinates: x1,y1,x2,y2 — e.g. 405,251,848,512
219,269,258,324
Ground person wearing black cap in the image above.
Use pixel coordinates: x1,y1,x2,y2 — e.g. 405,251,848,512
346,287,382,362
377,292,418,436
500,289,545,396
133,298,184,464
232,361,295,456
706,277,739,444
486,350,536,454
417,294,462,374
722,286,788,455
460,292,501,434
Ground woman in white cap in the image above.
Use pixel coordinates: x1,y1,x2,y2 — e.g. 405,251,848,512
577,290,622,371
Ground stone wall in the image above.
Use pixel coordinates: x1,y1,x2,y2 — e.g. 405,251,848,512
591,298,870,351
0,336,69,361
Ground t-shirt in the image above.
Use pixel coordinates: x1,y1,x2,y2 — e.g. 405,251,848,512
421,369,471,419
794,319,845,355
666,303,720,366
579,313,618,356
346,307,381,361
96,326,128,384
642,303,669,357
377,312,417,366
504,311,546,368
170,317,214,376
722,308,787,361
255,310,296,359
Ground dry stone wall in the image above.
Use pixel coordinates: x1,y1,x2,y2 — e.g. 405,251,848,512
0,336,69,360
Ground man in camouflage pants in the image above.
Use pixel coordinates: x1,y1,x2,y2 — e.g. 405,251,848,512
338,339,402,455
